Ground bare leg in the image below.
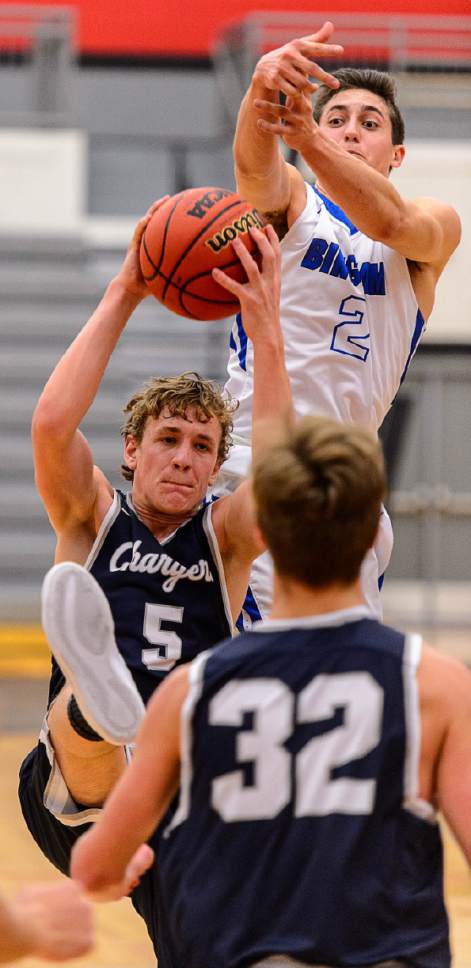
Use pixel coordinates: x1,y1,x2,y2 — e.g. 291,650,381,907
48,685,127,807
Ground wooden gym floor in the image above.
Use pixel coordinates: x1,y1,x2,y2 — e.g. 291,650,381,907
0,627,470,968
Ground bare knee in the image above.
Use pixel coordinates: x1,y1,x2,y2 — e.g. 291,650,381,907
48,686,127,807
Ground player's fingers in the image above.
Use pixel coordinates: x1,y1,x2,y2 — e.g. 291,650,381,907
272,74,308,98
134,196,170,238
135,843,155,874
264,222,281,255
277,61,319,93
257,118,287,137
285,52,330,77
298,21,334,41
249,226,275,266
308,63,340,89
125,844,155,890
143,196,170,225
265,59,318,97
254,99,286,117
212,266,243,297
253,100,285,124
254,92,314,120
298,21,340,48
286,87,318,112
231,236,261,281
277,45,340,92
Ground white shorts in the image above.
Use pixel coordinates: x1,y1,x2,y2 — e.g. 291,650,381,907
214,443,393,623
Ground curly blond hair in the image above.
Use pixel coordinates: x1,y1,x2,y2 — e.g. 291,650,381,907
120,372,238,481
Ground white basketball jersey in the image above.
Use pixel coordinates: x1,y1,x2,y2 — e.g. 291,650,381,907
226,183,424,441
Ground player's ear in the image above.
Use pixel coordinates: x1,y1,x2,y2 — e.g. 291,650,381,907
390,144,405,170
124,435,138,471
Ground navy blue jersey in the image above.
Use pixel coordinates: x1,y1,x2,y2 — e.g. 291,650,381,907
48,490,232,707
158,607,450,968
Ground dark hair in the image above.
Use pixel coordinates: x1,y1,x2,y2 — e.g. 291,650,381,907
313,68,405,145
120,372,238,481
252,416,385,587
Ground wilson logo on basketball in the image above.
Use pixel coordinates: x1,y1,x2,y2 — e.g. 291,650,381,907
206,210,265,253
186,189,233,220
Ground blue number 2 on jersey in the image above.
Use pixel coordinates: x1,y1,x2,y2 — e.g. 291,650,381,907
331,295,370,362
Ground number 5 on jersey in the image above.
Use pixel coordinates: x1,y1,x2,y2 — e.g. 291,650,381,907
142,602,183,672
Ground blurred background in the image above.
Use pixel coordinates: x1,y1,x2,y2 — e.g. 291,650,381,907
0,2,469,962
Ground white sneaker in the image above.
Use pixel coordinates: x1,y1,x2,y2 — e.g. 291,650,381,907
41,562,145,745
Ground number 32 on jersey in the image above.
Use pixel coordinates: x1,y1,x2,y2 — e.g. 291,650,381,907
209,673,383,821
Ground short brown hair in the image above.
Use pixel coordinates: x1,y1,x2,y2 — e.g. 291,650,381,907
252,416,385,587
120,372,238,481
313,68,405,146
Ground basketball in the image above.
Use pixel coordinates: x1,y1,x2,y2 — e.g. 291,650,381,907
140,186,265,321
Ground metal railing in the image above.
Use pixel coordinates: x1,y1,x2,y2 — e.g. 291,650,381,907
0,4,77,126
213,12,471,128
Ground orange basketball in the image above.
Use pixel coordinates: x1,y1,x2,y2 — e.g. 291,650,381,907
140,186,265,321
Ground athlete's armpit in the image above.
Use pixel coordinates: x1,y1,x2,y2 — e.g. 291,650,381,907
261,209,289,240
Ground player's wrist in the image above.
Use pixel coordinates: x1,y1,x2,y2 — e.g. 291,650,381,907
250,71,278,101
106,276,145,311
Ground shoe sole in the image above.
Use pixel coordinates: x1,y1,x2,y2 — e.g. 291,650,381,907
42,562,145,745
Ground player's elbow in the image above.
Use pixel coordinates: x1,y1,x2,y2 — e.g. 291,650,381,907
31,397,65,443
373,208,407,247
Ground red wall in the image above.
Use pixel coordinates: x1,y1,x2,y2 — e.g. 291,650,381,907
21,0,471,56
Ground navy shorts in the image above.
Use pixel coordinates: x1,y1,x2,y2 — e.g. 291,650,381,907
18,740,93,875
18,736,171,966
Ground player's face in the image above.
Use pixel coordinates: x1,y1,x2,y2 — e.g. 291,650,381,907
125,408,222,516
318,88,405,177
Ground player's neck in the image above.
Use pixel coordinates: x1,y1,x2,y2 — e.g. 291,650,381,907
269,573,364,620
314,181,332,202
130,494,195,541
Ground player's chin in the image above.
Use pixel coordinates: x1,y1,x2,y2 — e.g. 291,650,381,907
158,487,199,513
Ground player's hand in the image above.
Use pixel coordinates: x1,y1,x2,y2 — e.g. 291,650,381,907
252,22,343,98
212,225,281,342
78,843,155,903
14,880,94,960
122,843,155,895
254,90,319,153
115,197,170,303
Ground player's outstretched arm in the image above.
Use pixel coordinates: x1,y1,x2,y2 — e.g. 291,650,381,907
211,225,291,566
32,198,169,539
0,882,94,962
254,90,461,270
71,666,189,901
234,22,342,224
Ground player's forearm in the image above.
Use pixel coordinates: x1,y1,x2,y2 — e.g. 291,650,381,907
303,129,407,243
251,333,292,456
71,827,136,902
234,84,288,211
33,279,140,440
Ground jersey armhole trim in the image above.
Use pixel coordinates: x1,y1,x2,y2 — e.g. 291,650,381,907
202,503,236,636
402,633,437,823
85,489,121,570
